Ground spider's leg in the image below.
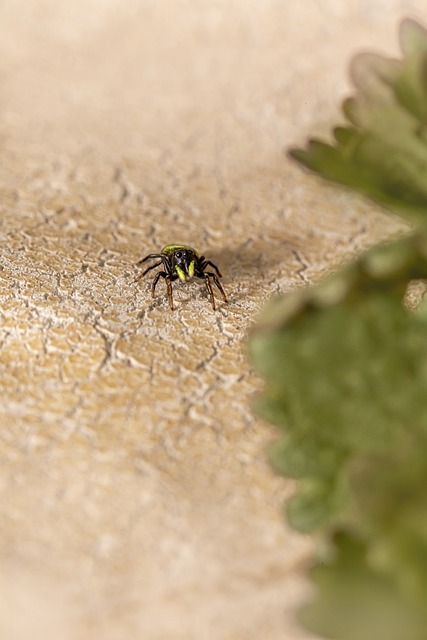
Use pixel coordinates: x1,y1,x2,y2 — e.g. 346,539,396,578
200,260,222,278
203,274,216,310
165,276,174,310
142,261,163,277
136,253,165,266
151,270,166,296
205,271,227,303
151,272,176,310
132,260,162,284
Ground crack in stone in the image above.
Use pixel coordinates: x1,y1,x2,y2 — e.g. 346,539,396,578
291,249,310,283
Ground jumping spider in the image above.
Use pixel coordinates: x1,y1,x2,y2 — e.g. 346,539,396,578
133,244,228,311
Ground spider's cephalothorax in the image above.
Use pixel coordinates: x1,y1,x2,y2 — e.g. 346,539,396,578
133,244,228,310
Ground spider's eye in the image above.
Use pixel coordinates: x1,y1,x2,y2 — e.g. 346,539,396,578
175,251,183,259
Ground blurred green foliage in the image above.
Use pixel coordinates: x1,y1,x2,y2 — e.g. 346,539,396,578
251,235,427,639
301,532,427,640
250,18,427,640
251,234,427,533
290,19,427,224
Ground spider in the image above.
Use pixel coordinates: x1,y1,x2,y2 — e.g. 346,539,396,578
133,244,228,310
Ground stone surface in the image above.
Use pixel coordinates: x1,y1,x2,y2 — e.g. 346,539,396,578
0,1,421,639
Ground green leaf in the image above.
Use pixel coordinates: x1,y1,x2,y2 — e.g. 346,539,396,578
259,19,427,638
286,479,348,533
250,232,427,532
269,434,344,480
289,19,427,223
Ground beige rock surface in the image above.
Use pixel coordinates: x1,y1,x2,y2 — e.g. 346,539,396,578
0,1,422,639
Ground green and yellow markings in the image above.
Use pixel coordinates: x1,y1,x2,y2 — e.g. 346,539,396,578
175,266,186,280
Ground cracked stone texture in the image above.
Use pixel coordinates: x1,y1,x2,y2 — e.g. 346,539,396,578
0,1,420,639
